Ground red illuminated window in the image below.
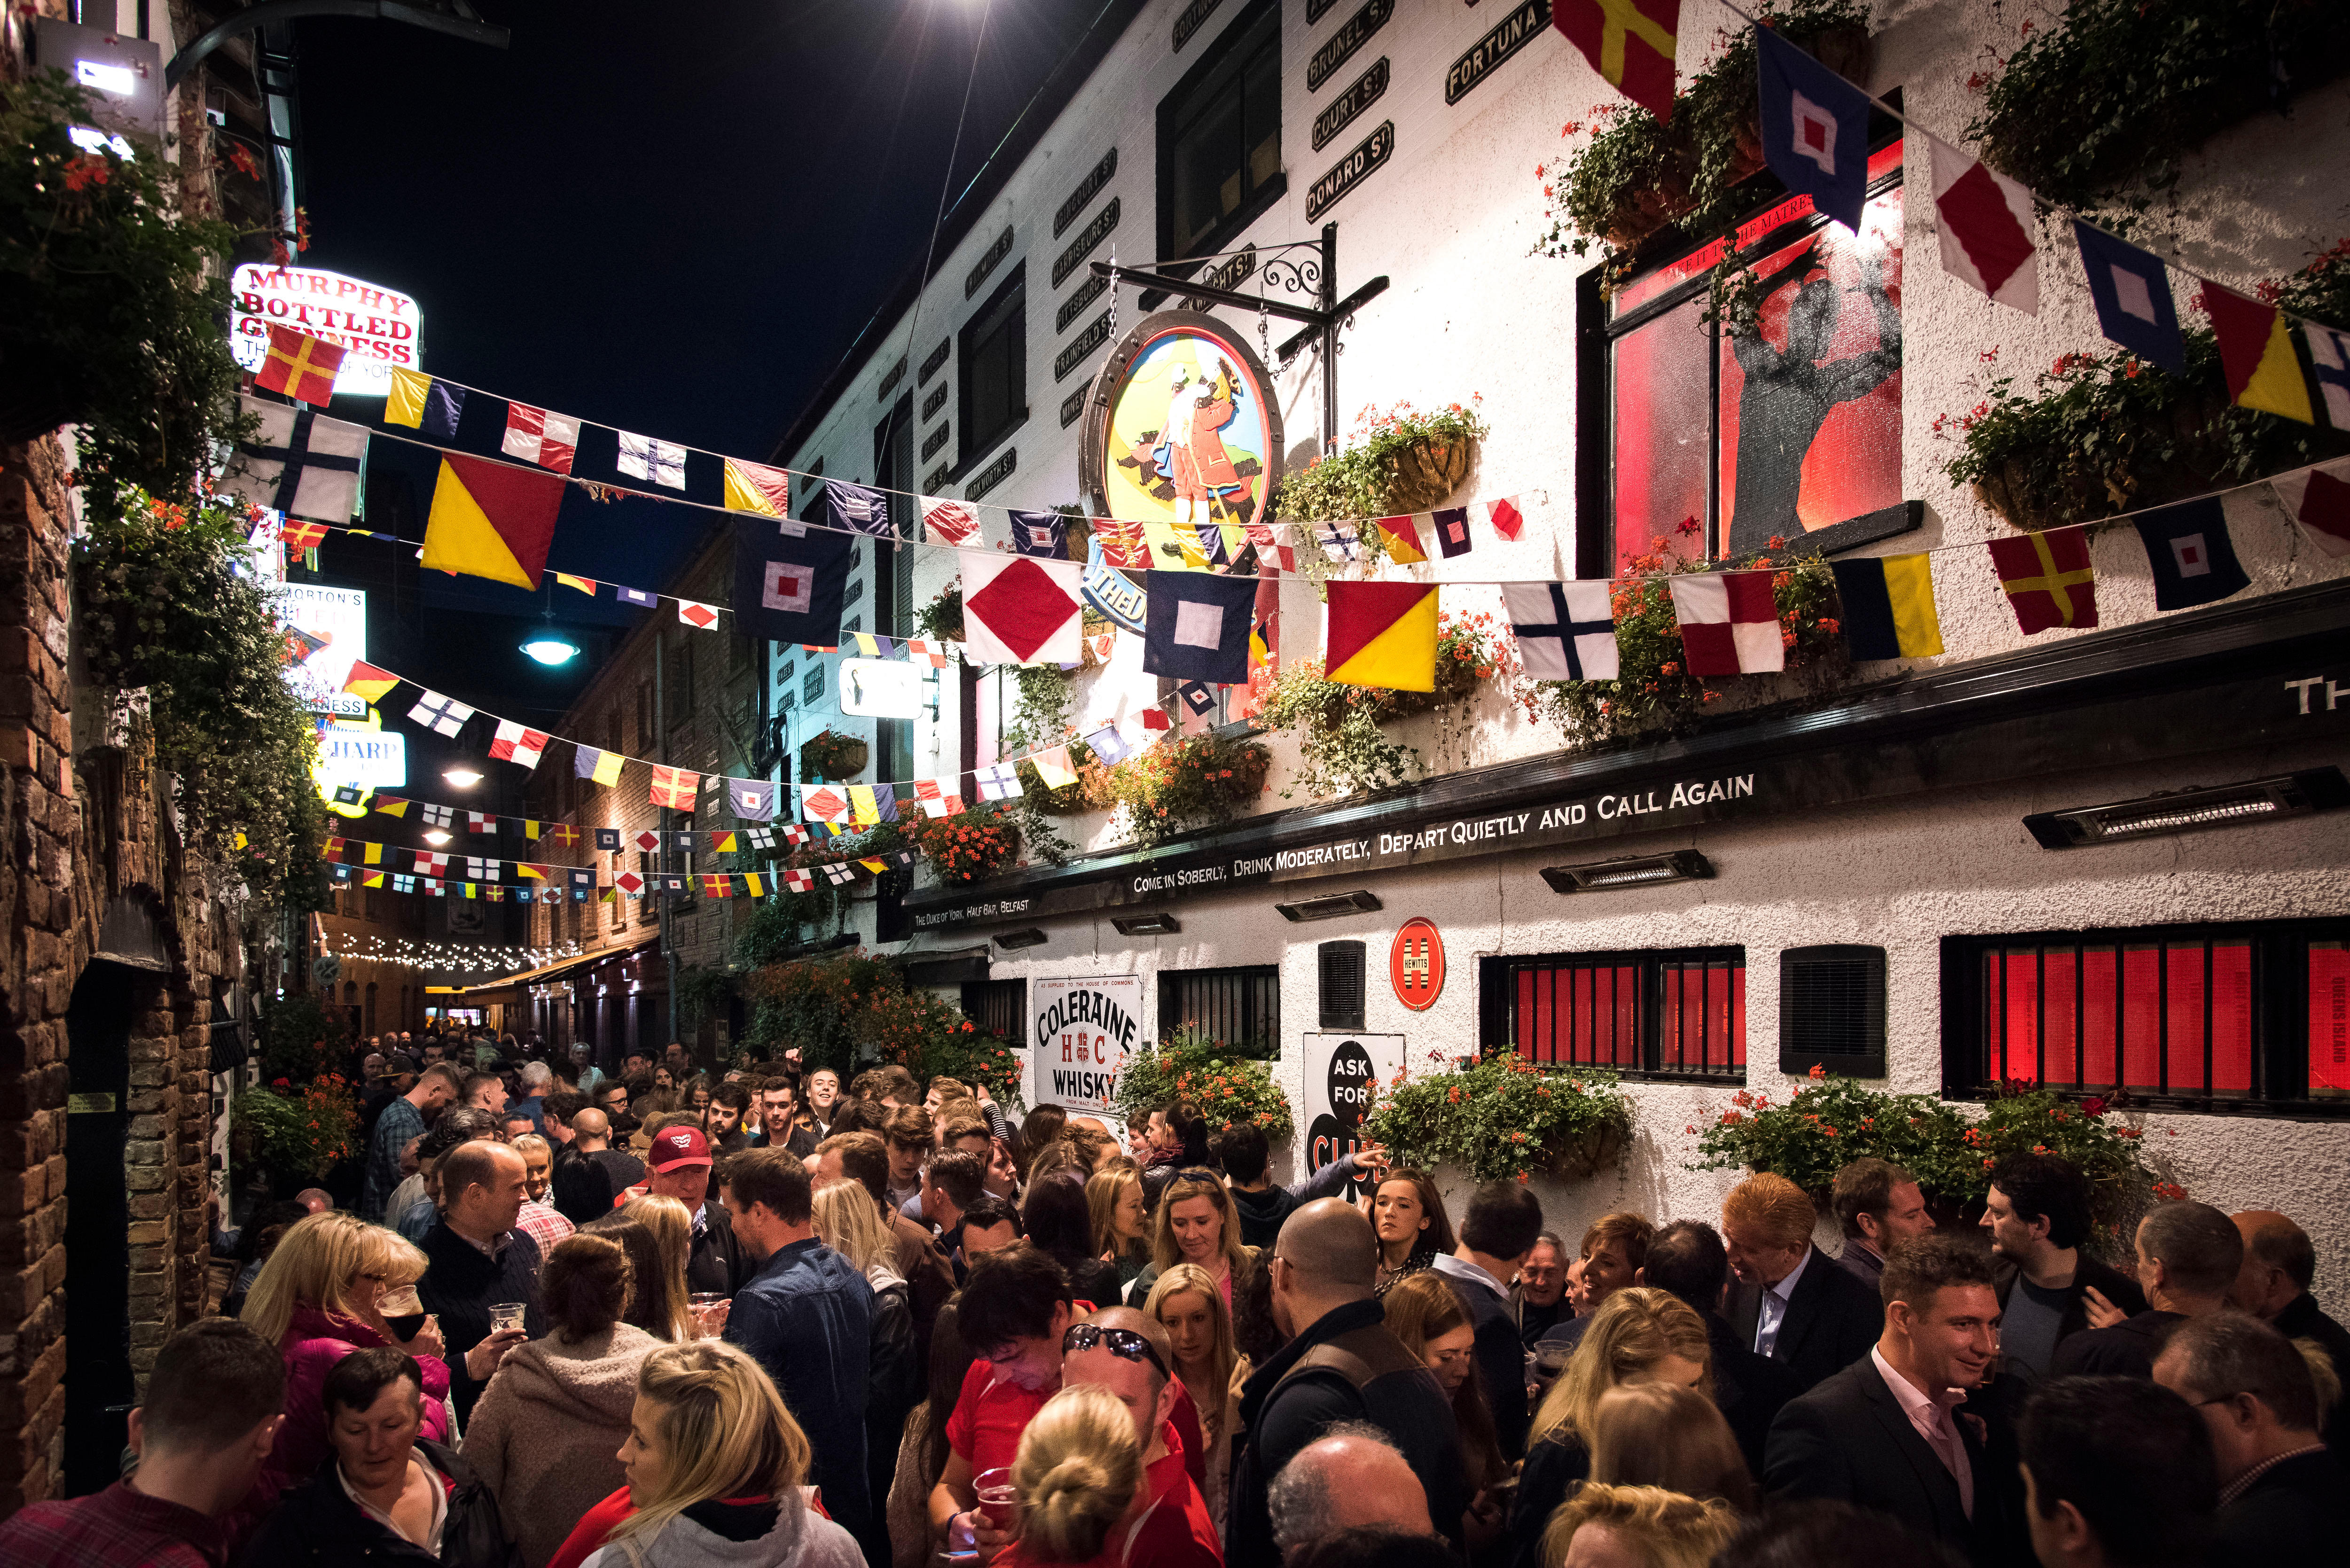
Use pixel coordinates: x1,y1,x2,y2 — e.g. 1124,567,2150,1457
1483,949,1745,1081
1595,144,1904,574
1947,922,2350,1113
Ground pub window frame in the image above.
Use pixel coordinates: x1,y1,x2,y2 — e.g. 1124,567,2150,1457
1574,126,1905,578
1156,0,1284,264
1940,919,2350,1117
958,262,1027,467
961,979,1028,1048
1159,963,1281,1061
1480,947,1748,1084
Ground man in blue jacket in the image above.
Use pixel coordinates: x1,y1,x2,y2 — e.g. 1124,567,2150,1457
723,1145,874,1545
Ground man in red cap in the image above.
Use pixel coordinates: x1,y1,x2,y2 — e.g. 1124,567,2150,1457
633,1124,751,1298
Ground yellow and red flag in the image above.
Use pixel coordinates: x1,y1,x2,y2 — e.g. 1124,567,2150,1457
1325,582,1438,692
650,765,699,810
421,453,566,589
342,660,400,704
1554,0,1680,123
2201,285,2314,424
256,324,345,404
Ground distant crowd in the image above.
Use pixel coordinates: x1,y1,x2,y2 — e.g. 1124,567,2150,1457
3,1024,2344,1568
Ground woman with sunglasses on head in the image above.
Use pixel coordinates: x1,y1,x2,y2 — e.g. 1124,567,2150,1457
1144,1264,1240,1533
1126,1171,1255,1313
997,1353,1219,1568
1368,1168,1456,1299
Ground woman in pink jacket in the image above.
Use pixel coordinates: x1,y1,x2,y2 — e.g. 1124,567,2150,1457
242,1209,453,1498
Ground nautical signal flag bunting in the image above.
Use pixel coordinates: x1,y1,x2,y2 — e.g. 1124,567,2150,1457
1553,0,1680,123
1757,24,1872,233
1668,570,1783,676
1827,555,1944,661
421,453,565,590
256,325,345,404
961,552,1083,666
1988,528,2098,634
1325,581,1438,692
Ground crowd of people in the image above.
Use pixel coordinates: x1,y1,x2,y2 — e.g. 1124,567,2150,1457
4,1026,2347,1568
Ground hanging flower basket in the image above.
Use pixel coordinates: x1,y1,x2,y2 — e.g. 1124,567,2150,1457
799,731,869,782
1543,1120,1628,1183
1380,437,1473,513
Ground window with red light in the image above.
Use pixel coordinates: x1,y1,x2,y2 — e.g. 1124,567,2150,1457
1947,922,2350,1112
1596,142,1904,574
1482,949,1745,1081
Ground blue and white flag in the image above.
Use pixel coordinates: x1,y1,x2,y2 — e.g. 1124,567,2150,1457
1142,569,1258,685
825,480,894,538
1757,25,1872,233
2074,222,2186,374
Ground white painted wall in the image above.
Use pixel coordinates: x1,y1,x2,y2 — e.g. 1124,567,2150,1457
776,0,2350,1305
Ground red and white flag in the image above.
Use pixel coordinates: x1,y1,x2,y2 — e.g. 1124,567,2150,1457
782,868,815,893
414,850,450,878
2271,459,2350,560
613,870,646,897
1476,497,1525,541
922,496,979,546
466,811,497,833
677,600,720,631
914,778,953,818
1928,135,2038,314
960,550,1083,665
1667,570,1785,676
634,829,661,853
488,718,549,770
500,403,580,472
800,785,848,824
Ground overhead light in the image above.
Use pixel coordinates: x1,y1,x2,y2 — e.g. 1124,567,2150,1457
520,635,581,666
1540,850,1714,894
443,767,483,787
1273,890,1382,923
995,928,1049,951
423,829,452,846
2023,768,2350,849
1112,913,1181,936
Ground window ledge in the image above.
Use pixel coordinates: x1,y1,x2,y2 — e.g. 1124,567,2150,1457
1144,173,1292,310
948,413,1030,483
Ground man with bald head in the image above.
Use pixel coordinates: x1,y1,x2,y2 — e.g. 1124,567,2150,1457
2231,1209,2350,1453
416,1139,545,1421
549,1103,645,1225
1062,1307,1221,1568
1268,1424,1436,1560
1225,1198,1468,1568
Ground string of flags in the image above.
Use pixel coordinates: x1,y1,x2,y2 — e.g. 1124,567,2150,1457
324,833,919,903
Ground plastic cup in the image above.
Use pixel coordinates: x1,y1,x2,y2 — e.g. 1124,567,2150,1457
689,1293,728,1338
489,1301,526,1334
975,1467,1017,1529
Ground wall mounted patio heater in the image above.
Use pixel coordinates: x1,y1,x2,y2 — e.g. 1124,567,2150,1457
1112,913,1181,935
1273,890,1383,922
1539,850,1714,894
994,928,1049,951
2022,768,2350,849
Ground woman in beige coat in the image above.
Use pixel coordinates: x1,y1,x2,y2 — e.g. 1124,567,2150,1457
463,1231,663,1566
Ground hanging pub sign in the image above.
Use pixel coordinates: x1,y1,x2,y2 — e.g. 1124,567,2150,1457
1078,310,1285,563
231,265,422,397
1030,975,1145,1120
1303,1032,1404,1201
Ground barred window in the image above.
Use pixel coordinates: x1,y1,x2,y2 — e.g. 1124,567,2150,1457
1481,948,1746,1081
962,979,1027,1048
1159,964,1279,1060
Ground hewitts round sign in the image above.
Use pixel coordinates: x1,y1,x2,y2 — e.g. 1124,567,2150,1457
1390,918,1444,1011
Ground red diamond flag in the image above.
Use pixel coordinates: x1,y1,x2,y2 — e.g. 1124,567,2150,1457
1667,570,1784,675
800,786,848,824
2271,460,2350,560
1928,134,2037,314
960,550,1083,665
677,600,721,631
1142,708,1172,731
1477,497,1525,541
614,870,645,897
921,496,980,546
634,830,660,852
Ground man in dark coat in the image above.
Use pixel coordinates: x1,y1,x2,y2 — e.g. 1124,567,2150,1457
2229,1209,2350,1455
1430,1181,1543,1460
634,1124,750,1296
1226,1199,1467,1568
2154,1310,2348,1568
2015,1373,2218,1568
1765,1235,2029,1568
2051,1201,2239,1381
1723,1173,1883,1392
415,1140,544,1424
1637,1219,1805,1478
1980,1152,2146,1383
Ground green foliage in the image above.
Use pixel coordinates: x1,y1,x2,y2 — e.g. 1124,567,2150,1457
1083,733,1270,849
735,878,842,961
77,488,331,913
1362,1050,1633,1185
1968,0,2350,217
1114,1024,1291,1137
1532,544,1842,750
1534,1,1873,329
914,586,966,643
739,952,1021,1103
674,964,736,1030
1257,614,1510,801
233,1074,360,1186
0,72,245,484
256,991,352,1084
1688,1073,2171,1243
1940,247,2350,531
1002,664,1074,755
1272,399,1488,532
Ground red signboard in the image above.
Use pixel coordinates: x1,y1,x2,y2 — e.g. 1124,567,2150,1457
1390,918,1445,1011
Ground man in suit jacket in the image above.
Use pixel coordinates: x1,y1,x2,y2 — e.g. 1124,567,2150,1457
1724,1172,1883,1392
2051,1201,2240,1381
1430,1180,1543,1460
1638,1218,1806,1479
1765,1234,2028,1568
2154,1311,2347,1568
2016,1374,2218,1568
1981,1153,2147,1382
2230,1209,2350,1455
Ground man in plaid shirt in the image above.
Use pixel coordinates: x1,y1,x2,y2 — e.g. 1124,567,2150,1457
0,1319,285,1566
362,1063,462,1221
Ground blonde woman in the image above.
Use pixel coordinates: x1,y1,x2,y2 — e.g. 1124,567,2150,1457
997,1385,1144,1568
1145,1263,1239,1532
1087,1167,1151,1288
1588,1382,1755,1513
1510,1288,1714,1568
1126,1171,1253,1310
243,1210,451,1498
1539,1483,1740,1568
813,1180,920,1541
619,1194,698,1342
1383,1270,1509,1550
568,1340,864,1568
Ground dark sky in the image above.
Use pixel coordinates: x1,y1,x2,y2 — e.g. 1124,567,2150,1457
289,0,1107,714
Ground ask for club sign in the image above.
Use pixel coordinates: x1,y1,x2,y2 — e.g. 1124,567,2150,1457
1031,976,1144,1119
1304,1032,1404,1201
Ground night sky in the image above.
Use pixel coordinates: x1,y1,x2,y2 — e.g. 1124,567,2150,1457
288,0,1104,719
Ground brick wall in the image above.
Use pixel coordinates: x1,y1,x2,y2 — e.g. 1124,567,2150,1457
0,436,235,1509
